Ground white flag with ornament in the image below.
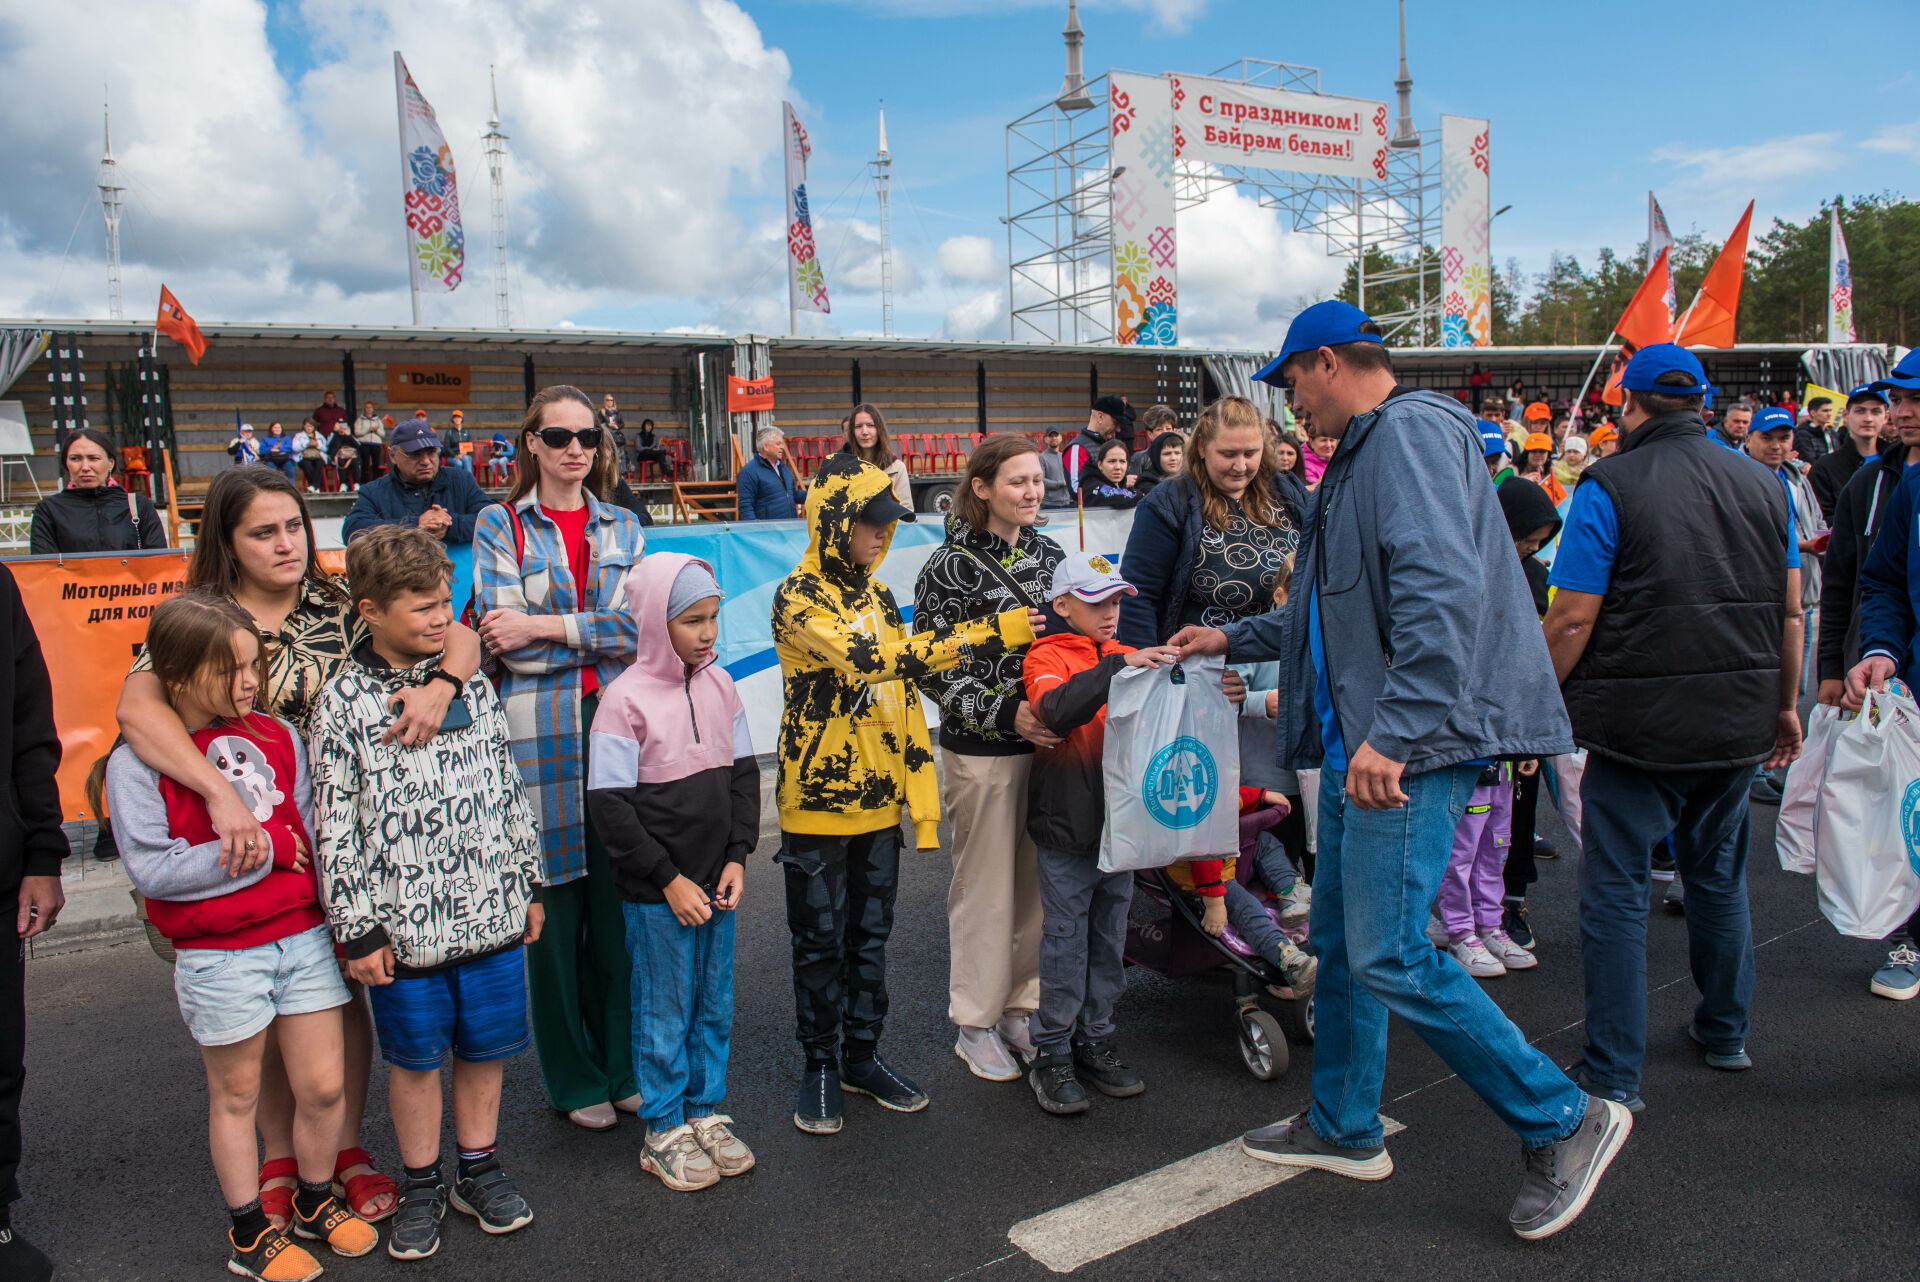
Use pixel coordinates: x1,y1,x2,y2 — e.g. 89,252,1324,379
394,53,465,296
1829,207,1856,344
784,102,830,319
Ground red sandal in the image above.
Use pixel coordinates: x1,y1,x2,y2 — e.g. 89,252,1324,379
258,1157,298,1231
331,1147,398,1224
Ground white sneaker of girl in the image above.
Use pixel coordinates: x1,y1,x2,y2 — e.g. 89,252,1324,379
1483,929,1538,971
1447,935,1508,978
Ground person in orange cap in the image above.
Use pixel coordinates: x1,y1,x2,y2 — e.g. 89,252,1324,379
1589,423,1620,459
1517,432,1565,503
1524,401,1552,425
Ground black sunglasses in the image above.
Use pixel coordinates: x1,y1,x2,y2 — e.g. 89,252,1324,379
534,427,604,451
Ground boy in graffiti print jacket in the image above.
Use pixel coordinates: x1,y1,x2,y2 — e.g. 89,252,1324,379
310,526,544,1261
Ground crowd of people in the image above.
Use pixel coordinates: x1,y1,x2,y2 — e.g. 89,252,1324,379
3,306,1917,1282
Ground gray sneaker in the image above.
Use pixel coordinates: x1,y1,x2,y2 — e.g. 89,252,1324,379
640,1123,722,1191
1509,1096,1633,1240
1686,1022,1752,1070
1240,1111,1393,1180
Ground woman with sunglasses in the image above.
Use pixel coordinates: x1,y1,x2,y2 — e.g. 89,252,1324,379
473,386,646,1131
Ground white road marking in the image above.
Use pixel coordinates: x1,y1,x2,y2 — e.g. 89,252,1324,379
1008,1115,1407,1274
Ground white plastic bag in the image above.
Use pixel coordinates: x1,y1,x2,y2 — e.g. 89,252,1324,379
1552,750,1587,851
1099,653,1241,873
1813,688,1920,939
1777,704,1846,875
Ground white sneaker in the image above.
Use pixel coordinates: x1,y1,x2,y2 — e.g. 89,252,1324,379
1426,915,1452,949
1483,929,1538,971
1448,935,1508,978
1278,883,1311,925
995,1014,1037,1060
955,1026,1021,1081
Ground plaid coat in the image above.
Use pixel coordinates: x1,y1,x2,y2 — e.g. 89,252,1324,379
473,491,644,884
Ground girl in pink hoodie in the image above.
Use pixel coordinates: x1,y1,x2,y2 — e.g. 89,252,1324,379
587,553,761,1193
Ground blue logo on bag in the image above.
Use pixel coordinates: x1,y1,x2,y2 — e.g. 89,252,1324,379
1903,779,1920,878
1142,736,1218,830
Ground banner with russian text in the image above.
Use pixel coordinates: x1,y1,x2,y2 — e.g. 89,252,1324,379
1440,115,1491,347
1169,74,1387,181
783,102,830,319
1110,72,1176,347
12,551,190,819
395,53,466,295
1829,207,1856,344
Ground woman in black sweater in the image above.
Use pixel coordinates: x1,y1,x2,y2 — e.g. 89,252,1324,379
29,429,168,553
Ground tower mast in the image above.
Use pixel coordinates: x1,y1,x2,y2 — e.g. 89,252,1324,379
98,92,125,320
872,102,894,339
481,67,512,328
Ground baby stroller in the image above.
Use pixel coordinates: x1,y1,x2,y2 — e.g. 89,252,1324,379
1123,804,1314,1081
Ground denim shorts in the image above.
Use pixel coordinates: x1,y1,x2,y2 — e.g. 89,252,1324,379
172,924,352,1048
366,946,531,1071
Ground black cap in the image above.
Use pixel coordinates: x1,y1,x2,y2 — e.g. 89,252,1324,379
858,488,917,526
1092,394,1134,424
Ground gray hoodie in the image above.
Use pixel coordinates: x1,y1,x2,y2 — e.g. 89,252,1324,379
1222,387,1573,774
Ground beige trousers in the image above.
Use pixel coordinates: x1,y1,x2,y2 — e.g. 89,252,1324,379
943,749,1043,1028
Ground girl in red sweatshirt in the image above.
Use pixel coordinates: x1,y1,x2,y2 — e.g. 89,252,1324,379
104,591,374,1278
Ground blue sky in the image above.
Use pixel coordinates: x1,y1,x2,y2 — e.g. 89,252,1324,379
3,0,1912,345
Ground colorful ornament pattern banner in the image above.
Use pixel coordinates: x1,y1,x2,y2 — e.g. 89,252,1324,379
395,54,465,295
1110,72,1176,347
1829,208,1855,344
1440,115,1491,348
784,101,830,318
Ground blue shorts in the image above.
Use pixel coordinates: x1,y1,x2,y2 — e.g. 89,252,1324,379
173,925,351,1048
366,946,530,1071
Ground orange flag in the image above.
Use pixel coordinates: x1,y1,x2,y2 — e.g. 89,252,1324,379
1613,246,1675,353
155,285,207,364
1674,201,1754,348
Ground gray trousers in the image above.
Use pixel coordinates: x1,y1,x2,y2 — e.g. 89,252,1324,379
1031,845,1133,1058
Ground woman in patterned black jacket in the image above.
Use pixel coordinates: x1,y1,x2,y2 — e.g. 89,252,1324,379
913,435,1066,1084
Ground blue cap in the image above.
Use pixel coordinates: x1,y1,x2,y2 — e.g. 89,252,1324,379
1476,419,1508,458
1751,407,1795,435
390,420,440,454
1253,300,1385,386
1869,350,1920,395
1619,343,1712,394
1847,382,1890,407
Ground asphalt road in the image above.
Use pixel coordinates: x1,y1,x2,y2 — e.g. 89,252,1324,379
18,795,1919,1281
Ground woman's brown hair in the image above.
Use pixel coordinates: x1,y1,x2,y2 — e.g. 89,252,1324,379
954,432,1040,531
187,465,344,603
1188,396,1289,532
842,402,897,470
506,385,614,505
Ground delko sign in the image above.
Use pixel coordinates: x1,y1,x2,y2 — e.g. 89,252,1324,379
385,363,472,405
1170,75,1389,182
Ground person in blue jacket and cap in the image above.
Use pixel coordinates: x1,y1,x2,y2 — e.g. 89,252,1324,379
1171,300,1629,1242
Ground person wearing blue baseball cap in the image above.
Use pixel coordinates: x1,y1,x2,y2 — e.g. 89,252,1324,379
1743,407,1824,709
1478,418,1514,483
1807,385,1890,522
1177,299,1627,1242
1540,341,1803,1102
341,417,495,545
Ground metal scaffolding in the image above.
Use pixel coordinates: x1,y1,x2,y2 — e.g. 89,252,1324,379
1005,56,1441,346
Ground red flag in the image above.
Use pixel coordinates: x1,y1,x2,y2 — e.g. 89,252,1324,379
1674,201,1754,349
1601,353,1627,407
1613,246,1674,353
155,286,207,364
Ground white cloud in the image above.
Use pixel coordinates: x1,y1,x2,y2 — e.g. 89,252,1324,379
1860,120,1920,164
937,234,1001,285
943,288,1008,341
1174,183,1345,350
1651,132,1843,195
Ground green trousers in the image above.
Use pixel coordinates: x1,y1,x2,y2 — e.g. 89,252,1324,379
527,693,637,1111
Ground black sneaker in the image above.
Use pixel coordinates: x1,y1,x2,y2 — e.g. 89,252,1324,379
452,1163,533,1235
1028,1052,1090,1115
1567,1063,1644,1115
1533,835,1559,860
840,1051,930,1113
387,1179,448,1261
794,1063,844,1134
1650,840,1676,875
1509,1096,1632,1240
1749,775,1785,805
1240,1110,1393,1179
1501,901,1535,950
1072,1040,1145,1097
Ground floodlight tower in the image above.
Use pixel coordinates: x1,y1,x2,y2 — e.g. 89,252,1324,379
481,67,512,328
98,94,125,320
872,102,895,338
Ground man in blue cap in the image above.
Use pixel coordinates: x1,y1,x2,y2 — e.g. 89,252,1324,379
1833,353,1920,996
342,418,494,545
1541,342,1803,1105
1480,418,1514,483
1171,300,1629,1242
1808,384,1890,522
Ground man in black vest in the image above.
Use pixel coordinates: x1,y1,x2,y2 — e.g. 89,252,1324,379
1541,344,1804,1113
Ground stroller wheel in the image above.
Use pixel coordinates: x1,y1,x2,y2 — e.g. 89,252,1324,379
1237,1008,1289,1081
1297,993,1315,1044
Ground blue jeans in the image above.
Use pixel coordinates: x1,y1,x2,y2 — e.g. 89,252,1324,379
1309,765,1588,1148
1577,755,1754,1095
622,901,735,1132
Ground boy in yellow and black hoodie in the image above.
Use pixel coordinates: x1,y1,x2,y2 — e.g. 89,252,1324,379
772,452,1035,1136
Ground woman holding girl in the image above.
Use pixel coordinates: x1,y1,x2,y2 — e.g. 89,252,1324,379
116,465,479,1230
914,435,1065,1081
30,427,168,553
841,402,912,507
472,385,646,1131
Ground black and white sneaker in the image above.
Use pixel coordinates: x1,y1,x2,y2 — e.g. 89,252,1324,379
1028,1053,1090,1116
1072,1040,1145,1097
840,1051,930,1112
1509,1096,1632,1240
1241,1111,1393,1179
386,1179,448,1261
794,1063,844,1135
451,1164,533,1235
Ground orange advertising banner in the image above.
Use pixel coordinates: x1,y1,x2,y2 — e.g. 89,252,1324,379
726,376,774,413
10,552,192,820
385,363,472,405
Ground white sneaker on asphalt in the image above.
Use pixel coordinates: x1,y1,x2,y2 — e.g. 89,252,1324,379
995,1014,1037,1060
955,1026,1021,1081
1448,935,1508,978
1484,929,1538,971
1426,915,1451,949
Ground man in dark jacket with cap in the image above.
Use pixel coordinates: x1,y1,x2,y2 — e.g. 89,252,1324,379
342,419,493,545
1808,385,1891,522
1542,343,1804,1112
1062,396,1134,494
1173,301,1629,1244
0,563,65,1281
